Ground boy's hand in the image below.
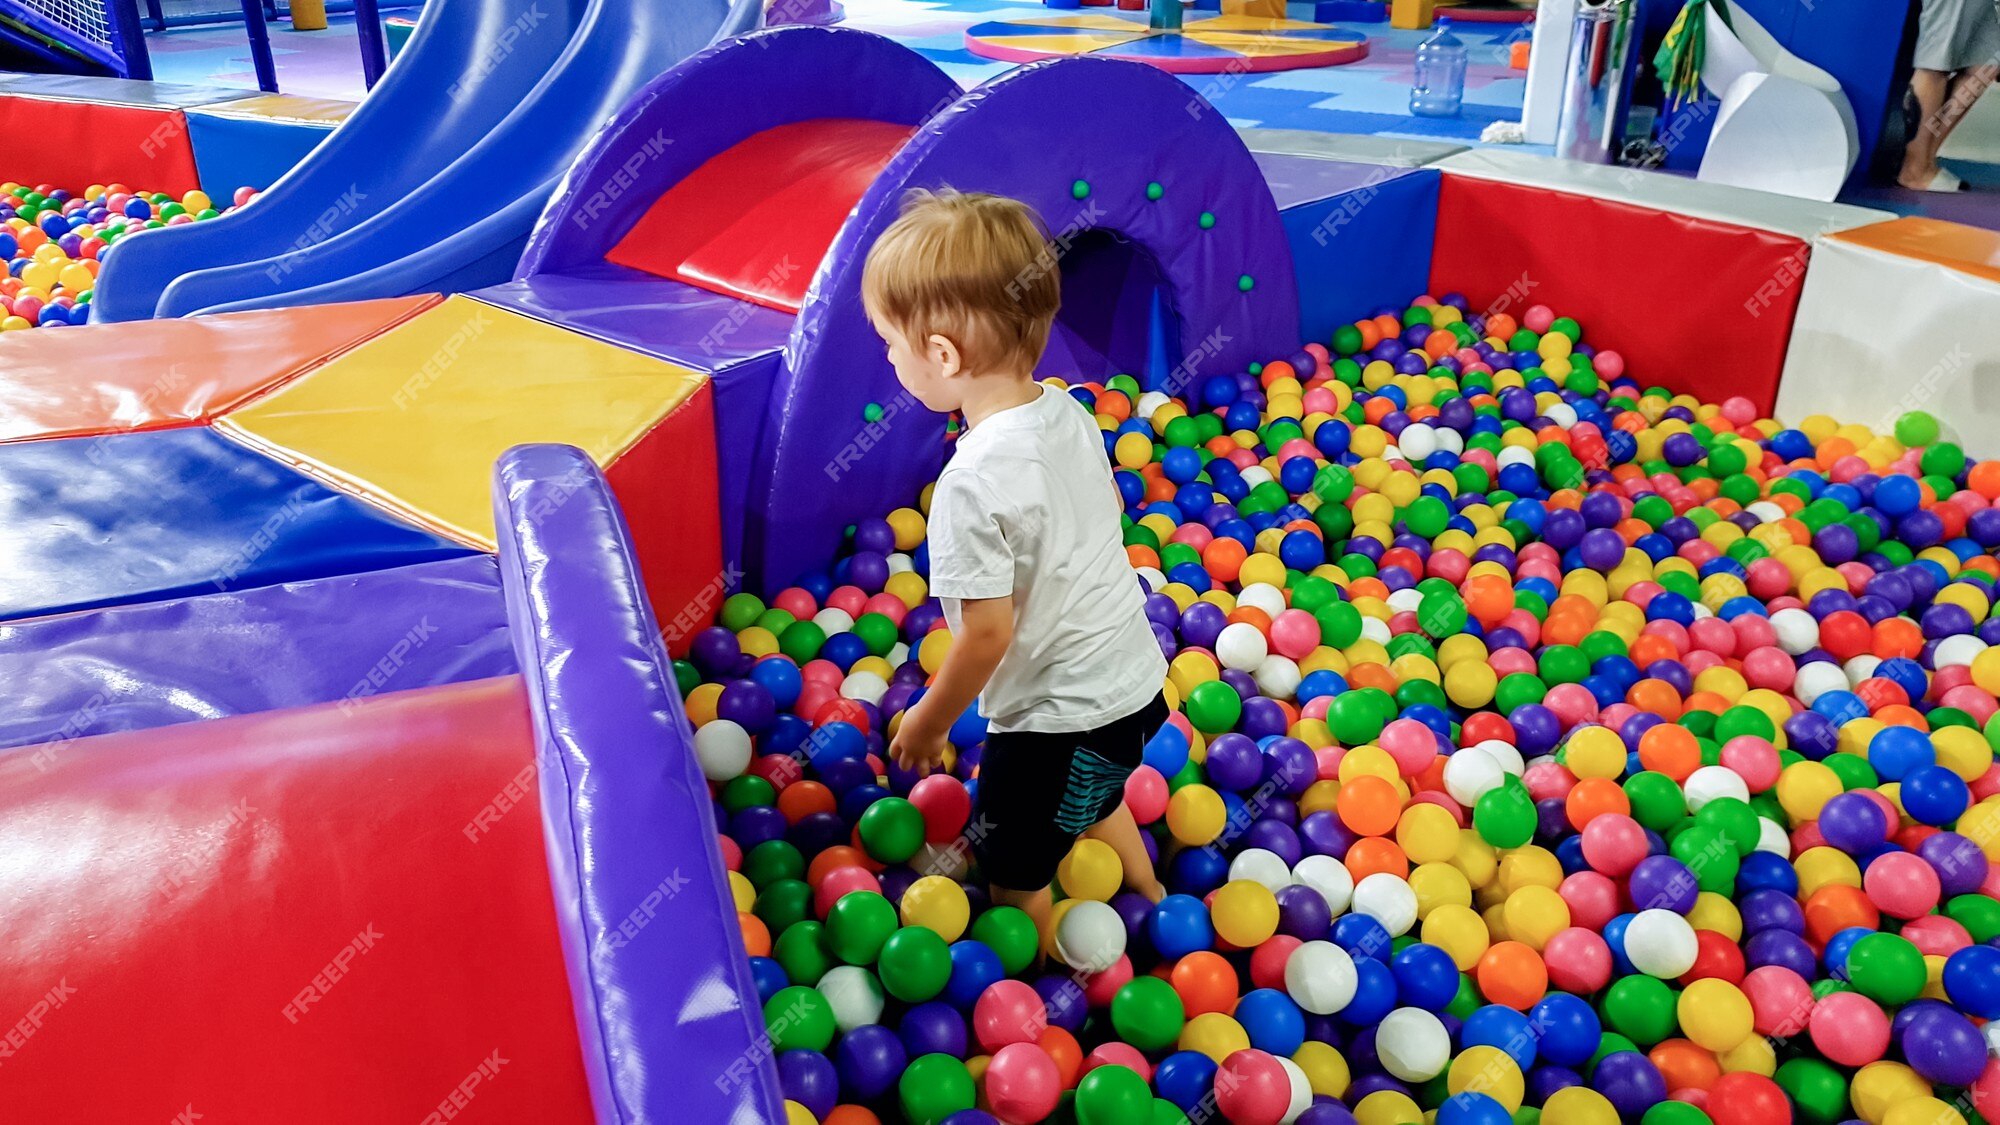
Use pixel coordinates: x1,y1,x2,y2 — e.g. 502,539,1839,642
889,720,950,775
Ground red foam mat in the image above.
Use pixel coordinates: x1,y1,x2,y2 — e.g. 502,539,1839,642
1428,174,1807,413
0,97,202,195
0,676,595,1121
605,378,726,656
607,118,915,313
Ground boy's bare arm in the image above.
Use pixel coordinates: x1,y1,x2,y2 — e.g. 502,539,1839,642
889,595,1014,772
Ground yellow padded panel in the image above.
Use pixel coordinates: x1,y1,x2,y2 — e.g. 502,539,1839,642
218,295,707,548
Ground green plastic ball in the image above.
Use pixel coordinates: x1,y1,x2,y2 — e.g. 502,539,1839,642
1473,777,1537,849
773,920,833,985
858,797,926,863
900,1053,976,1125
1844,932,1925,1005
878,926,952,1002
764,985,836,1052
1894,411,1940,447
825,890,899,964
1185,680,1243,735
1076,1064,1153,1125
972,906,1042,975
1601,975,1678,1046
1110,976,1186,1051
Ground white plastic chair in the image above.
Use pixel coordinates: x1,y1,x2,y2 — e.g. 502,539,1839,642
1695,0,1859,201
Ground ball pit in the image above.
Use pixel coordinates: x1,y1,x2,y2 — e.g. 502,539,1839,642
0,180,245,330
684,293,2000,1125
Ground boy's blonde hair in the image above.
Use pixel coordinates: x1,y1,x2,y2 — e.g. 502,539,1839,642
862,188,1062,375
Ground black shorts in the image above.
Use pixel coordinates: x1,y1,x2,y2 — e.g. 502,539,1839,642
971,693,1169,891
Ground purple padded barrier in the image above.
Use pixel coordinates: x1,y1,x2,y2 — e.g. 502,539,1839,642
518,25,961,279
492,443,782,1125
745,49,1299,589
472,262,792,373
0,555,514,753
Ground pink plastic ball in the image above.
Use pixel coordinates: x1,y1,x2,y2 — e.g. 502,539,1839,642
861,592,908,625
825,585,867,616
1972,1059,2000,1121
802,659,845,686
1742,965,1814,1037
1083,955,1133,1007
1581,814,1648,876
1269,609,1322,660
1250,935,1303,991
1215,1050,1292,1125
1559,872,1621,930
1731,614,1778,652
975,980,1049,1052
1544,683,1600,730
1171,523,1214,550
1741,648,1795,693
1523,305,1555,333
1545,929,1613,993
1124,766,1169,825
1595,351,1625,379
1490,648,1538,678
1719,737,1781,792
1689,618,1737,656
1901,914,1972,956
772,587,818,619
1721,397,1757,425
1381,719,1439,776
986,1042,1061,1124
1083,1041,1154,1082
1808,991,1889,1066
1524,760,1578,802
815,868,882,917
1865,851,1942,919
718,833,742,871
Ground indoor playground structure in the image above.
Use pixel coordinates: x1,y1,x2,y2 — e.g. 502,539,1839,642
13,13,2000,1125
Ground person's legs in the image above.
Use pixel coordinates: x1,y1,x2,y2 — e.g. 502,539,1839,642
1903,67,1953,187
1085,803,1166,902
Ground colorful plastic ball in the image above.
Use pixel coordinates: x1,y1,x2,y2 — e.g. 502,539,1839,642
1216,1049,1295,1125
984,1042,1061,1125
880,926,953,1002
1808,991,1890,1066
766,985,839,1053
901,1053,977,1125
974,980,1048,1052
1677,979,1754,1052
1844,933,1926,1005
1375,1007,1451,1081
1624,909,1699,978
1213,879,1282,947
902,876,971,941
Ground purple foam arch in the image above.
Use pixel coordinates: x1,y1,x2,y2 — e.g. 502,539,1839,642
518,24,961,277
745,52,1299,589
493,443,783,1125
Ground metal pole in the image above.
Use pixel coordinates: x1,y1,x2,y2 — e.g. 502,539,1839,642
240,0,280,90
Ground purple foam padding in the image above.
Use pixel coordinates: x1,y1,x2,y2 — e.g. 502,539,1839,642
470,262,792,373
1254,151,1422,211
492,443,782,1125
0,554,514,754
518,25,961,280
744,48,1300,590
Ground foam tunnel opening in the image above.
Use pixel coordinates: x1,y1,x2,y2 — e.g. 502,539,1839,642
1036,227,1184,390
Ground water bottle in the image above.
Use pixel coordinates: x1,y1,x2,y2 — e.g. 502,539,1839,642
1410,17,1467,118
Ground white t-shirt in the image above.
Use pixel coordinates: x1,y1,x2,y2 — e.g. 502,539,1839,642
927,382,1168,734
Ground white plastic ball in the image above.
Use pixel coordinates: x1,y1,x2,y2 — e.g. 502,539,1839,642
1844,655,1882,686
1624,908,1699,978
886,553,915,576
1496,446,1534,468
1352,872,1418,937
813,607,855,635
1443,747,1506,806
1683,765,1750,811
1216,622,1270,672
1935,635,1988,669
1544,403,1578,429
1358,616,1393,645
1793,662,1848,707
1254,655,1303,701
1376,1008,1451,1081
1385,588,1424,615
1055,900,1127,974
1746,501,1787,524
818,964,885,1031
1136,391,1171,420
1237,583,1288,620
1473,738,1525,776
1291,855,1354,915
1433,427,1465,455
1770,609,1820,656
1241,466,1275,489
840,671,889,705
1230,848,1294,894
1278,1056,1312,1124
1137,566,1168,592
1756,817,1791,857
887,642,910,666
693,719,752,781
1285,940,1357,1015
1398,425,1438,462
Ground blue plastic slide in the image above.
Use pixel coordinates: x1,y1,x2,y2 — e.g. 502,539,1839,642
91,0,758,322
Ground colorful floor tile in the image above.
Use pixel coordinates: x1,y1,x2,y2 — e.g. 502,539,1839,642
964,10,1369,73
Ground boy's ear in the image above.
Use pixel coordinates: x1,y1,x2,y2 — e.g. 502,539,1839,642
928,333,964,377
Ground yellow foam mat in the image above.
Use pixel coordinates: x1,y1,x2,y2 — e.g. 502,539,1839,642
192,93,356,124
218,296,707,548
983,32,1146,52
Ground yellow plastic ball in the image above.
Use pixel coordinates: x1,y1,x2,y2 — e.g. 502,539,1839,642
1409,861,1473,918
1056,839,1122,902
918,630,952,675
1447,1045,1524,1112
728,870,755,911
1883,1100,1965,1125
1677,979,1753,1052
1422,903,1491,970
1397,803,1461,864
1167,785,1226,846
1354,1090,1424,1125
1852,1062,1931,1125
900,874,970,941
883,570,928,609
1564,726,1627,779
685,682,724,726
1718,1033,1775,1076
1211,879,1280,947
1541,1087,1620,1125
1794,846,1863,896
1503,884,1569,951
1776,761,1843,822
1180,1012,1251,1064
783,1100,817,1125
1294,1041,1351,1099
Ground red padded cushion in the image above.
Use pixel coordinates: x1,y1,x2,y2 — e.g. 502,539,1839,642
606,118,915,313
0,676,594,1121
0,98,202,196
1429,174,1807,413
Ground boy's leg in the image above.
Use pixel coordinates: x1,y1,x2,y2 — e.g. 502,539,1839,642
1085,804,1166,903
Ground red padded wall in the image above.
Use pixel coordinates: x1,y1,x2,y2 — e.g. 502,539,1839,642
0,676,595,1123
606,118,915,313
1428,174,1809,413
0,98,202,195
605,378,726,657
